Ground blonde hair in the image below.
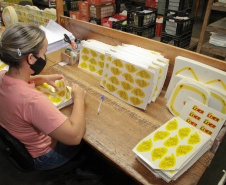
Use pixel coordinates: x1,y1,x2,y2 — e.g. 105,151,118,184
0,23,45,68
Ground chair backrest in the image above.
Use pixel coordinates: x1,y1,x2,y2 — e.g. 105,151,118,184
0,125,34,172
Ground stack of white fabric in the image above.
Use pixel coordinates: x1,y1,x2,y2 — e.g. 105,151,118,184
133,117,212,182
78,40,170,110
209,32,226,47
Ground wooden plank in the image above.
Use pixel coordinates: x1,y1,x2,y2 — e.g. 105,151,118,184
55,0,64,24
41,64,215,185
206,17,226,34
197,0,214,53
59,16,226,90
211,2,226,11
201,41,226,58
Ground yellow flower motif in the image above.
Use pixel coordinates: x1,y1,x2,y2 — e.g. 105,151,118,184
97,69,103,76
131,87,145,98
106,83,118,92
153,131,170,141
178,127,191,140
122,73,134,84
159,154,176,169
136,69,151,79
188,132,201,145
136,138,153,152
117,90,129,101
166,119,178,131
176,145,193,157
88,64,97,72
88,58,97,65
151,147,168,161
81,47,90,54
90,49,98,57
130,96,143,106
108,76,120,85
163,135,179,147
50,97,63,103
98,61,104,68
107,56,112,61
125,63,138,73
121,81,133,91
79,62,88,69
135,79,150,88
112,59,124,68
81,55,89,61
110,67,122,76
99,54,105,61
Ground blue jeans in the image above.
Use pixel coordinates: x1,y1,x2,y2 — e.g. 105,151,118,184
34,142,82,170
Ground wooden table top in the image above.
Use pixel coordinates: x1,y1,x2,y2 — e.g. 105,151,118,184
41,59,215,185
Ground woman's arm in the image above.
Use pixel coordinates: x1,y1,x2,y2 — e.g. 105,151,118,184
48,83,86,145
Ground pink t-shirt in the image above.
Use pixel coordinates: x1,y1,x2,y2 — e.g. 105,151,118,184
0,71,67,158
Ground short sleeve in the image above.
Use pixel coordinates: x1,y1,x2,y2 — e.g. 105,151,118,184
25,92,67,134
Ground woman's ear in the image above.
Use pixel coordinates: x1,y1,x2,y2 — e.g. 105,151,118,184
27,53,35,65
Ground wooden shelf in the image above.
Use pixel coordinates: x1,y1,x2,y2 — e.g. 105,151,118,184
206,17,226,34
197,0,226,60
201,41,226,58
211,2,226,12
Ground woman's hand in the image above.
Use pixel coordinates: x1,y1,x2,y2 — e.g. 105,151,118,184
31,74,68,90
71,83,86,102
44,74,68,90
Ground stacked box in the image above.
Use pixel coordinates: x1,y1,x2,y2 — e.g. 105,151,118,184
126,6,157,38
101,14,127,28
89,3,115,18
87,0,115,5
127,24,156,39
115,0,132,14
165,0,193,15
160,0,194,48
145,0,158,8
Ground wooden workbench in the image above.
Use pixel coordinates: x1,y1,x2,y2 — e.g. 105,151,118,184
43,16,225,185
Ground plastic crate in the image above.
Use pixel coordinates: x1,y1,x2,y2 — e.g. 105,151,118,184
101,14,127,28
165,0,193,12
160,31,192,48
89,17,101,25
115,1,132,14
162,14,194,36
87,0,115,5
69,10,80,19
145,0,158,8
79,1,89,16
127,7,157,27
66,1,79,11
127,24,156,38
89,3,115,18
164,9,191,17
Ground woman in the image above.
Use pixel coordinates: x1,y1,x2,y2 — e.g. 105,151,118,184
0,23,86,170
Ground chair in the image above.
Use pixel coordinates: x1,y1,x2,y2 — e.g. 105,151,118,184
0,125,34,172
0,125,86,173
0,125,100,181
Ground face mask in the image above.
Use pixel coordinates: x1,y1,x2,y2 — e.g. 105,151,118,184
27,54,46,76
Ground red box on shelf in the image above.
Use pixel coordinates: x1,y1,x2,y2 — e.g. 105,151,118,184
145,0,158,8
87,0,115,5
79,1,89,16
69,11,81,20
89,3,115,18
101,14,127,28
